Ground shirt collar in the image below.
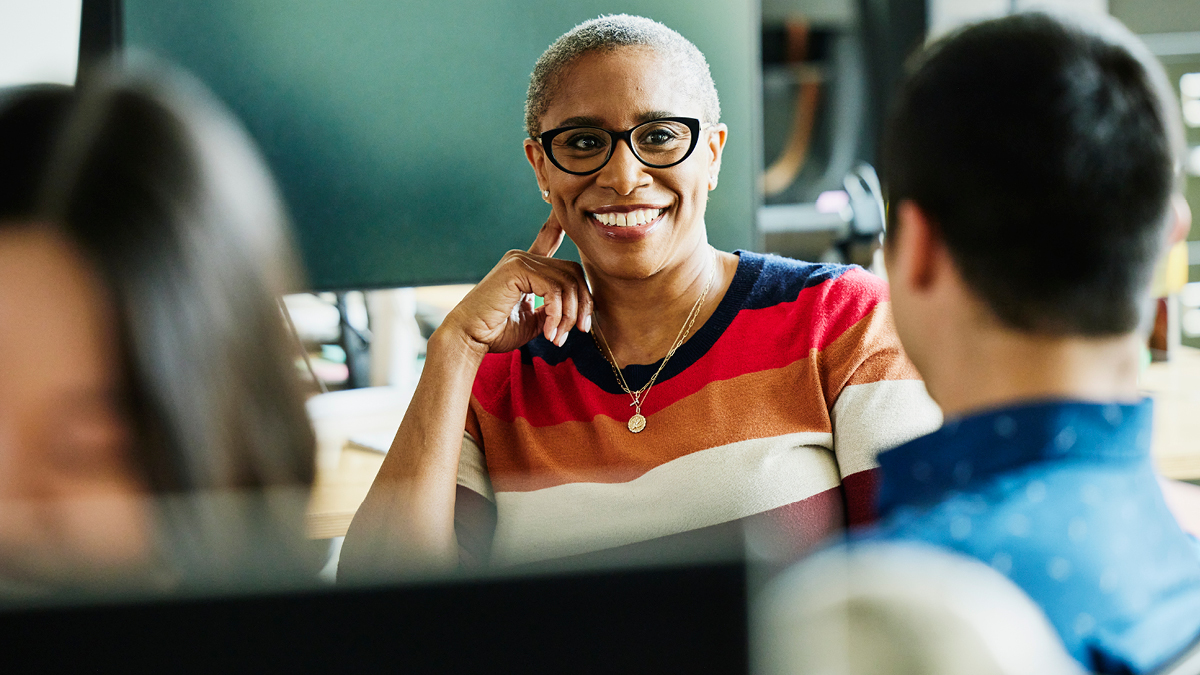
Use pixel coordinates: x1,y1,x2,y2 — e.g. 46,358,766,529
876,399,1154,515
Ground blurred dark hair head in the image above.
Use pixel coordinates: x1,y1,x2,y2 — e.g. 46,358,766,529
882,12,1184,335
0,63,319,589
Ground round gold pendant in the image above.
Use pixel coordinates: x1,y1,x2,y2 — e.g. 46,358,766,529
627,413,646,433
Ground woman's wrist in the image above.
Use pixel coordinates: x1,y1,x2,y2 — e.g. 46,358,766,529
427,324,489,369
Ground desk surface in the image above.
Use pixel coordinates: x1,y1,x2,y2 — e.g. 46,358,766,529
305,386,402,540
306,348,1200,539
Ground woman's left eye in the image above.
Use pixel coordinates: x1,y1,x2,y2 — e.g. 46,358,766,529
643,130,676,145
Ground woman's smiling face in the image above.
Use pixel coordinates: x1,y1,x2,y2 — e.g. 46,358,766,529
525,46,726,280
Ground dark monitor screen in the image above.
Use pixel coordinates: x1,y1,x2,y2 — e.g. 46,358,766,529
115,0,759,290
4,561,749,673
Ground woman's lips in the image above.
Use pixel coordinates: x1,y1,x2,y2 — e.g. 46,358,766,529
589,207,663,227
586,207,666,239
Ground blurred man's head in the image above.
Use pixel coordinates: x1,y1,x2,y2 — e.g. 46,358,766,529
882,12,1186,403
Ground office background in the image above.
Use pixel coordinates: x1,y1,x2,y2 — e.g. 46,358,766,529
124,0,761,290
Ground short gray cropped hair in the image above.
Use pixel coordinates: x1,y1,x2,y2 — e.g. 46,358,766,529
524,14,721,138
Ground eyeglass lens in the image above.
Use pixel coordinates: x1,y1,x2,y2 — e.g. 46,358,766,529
550,120,694,173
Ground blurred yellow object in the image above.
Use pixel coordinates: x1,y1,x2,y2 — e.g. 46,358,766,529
1152,241,1190,298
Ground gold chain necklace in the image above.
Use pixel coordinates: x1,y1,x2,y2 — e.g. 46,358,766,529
591,247,718,433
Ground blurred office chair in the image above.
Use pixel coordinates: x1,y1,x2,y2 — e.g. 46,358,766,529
755,541,1086,675
759,163,887,268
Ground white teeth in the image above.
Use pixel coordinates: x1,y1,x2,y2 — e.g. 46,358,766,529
591,208,663,227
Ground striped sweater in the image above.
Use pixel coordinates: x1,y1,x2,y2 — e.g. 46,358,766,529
455,250,941,565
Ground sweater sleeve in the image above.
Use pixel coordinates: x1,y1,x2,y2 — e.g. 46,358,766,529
819,273,942,526
454,402,496,567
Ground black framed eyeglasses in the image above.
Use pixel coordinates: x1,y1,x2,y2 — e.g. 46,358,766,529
539,117,703,176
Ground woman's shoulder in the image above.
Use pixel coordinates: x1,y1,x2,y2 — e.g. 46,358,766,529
471,349,520,408
471,332,587,407
734,250,888,312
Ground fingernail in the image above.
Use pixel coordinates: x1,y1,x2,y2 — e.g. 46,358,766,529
547,326,557,343
582,313,592,333
557,332,568,347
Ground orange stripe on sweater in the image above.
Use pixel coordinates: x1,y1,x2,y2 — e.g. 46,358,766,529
466,300,921,493
474,357,828,492
817,301,921,409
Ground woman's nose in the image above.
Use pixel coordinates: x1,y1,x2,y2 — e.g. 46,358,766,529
595,139,650,195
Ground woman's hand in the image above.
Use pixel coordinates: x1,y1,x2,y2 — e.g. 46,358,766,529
340,214,591,575
439,214,593,355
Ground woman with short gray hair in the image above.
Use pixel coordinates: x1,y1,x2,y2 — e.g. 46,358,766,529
342,15,939,574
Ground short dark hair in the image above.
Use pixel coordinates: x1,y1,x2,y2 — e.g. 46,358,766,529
883,12,1184,335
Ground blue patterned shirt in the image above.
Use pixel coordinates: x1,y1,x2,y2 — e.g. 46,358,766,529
862,399,1200,673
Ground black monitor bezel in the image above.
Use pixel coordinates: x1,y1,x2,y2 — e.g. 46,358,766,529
78,0,123,82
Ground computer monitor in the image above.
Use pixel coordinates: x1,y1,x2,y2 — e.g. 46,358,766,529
84,0,759,290
3,560,749,672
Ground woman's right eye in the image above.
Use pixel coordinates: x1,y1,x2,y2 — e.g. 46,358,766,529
562,132,606,151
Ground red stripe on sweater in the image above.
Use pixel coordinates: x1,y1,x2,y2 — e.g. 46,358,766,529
841,467,882,527
473,268,888,426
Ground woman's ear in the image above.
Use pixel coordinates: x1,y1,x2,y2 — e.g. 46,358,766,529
706,123,728,191
524,138,551,200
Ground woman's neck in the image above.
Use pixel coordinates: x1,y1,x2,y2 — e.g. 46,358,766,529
585,240,736,367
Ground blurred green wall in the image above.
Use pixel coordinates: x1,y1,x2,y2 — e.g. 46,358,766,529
1110,0,1200,34
125,1,760,290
